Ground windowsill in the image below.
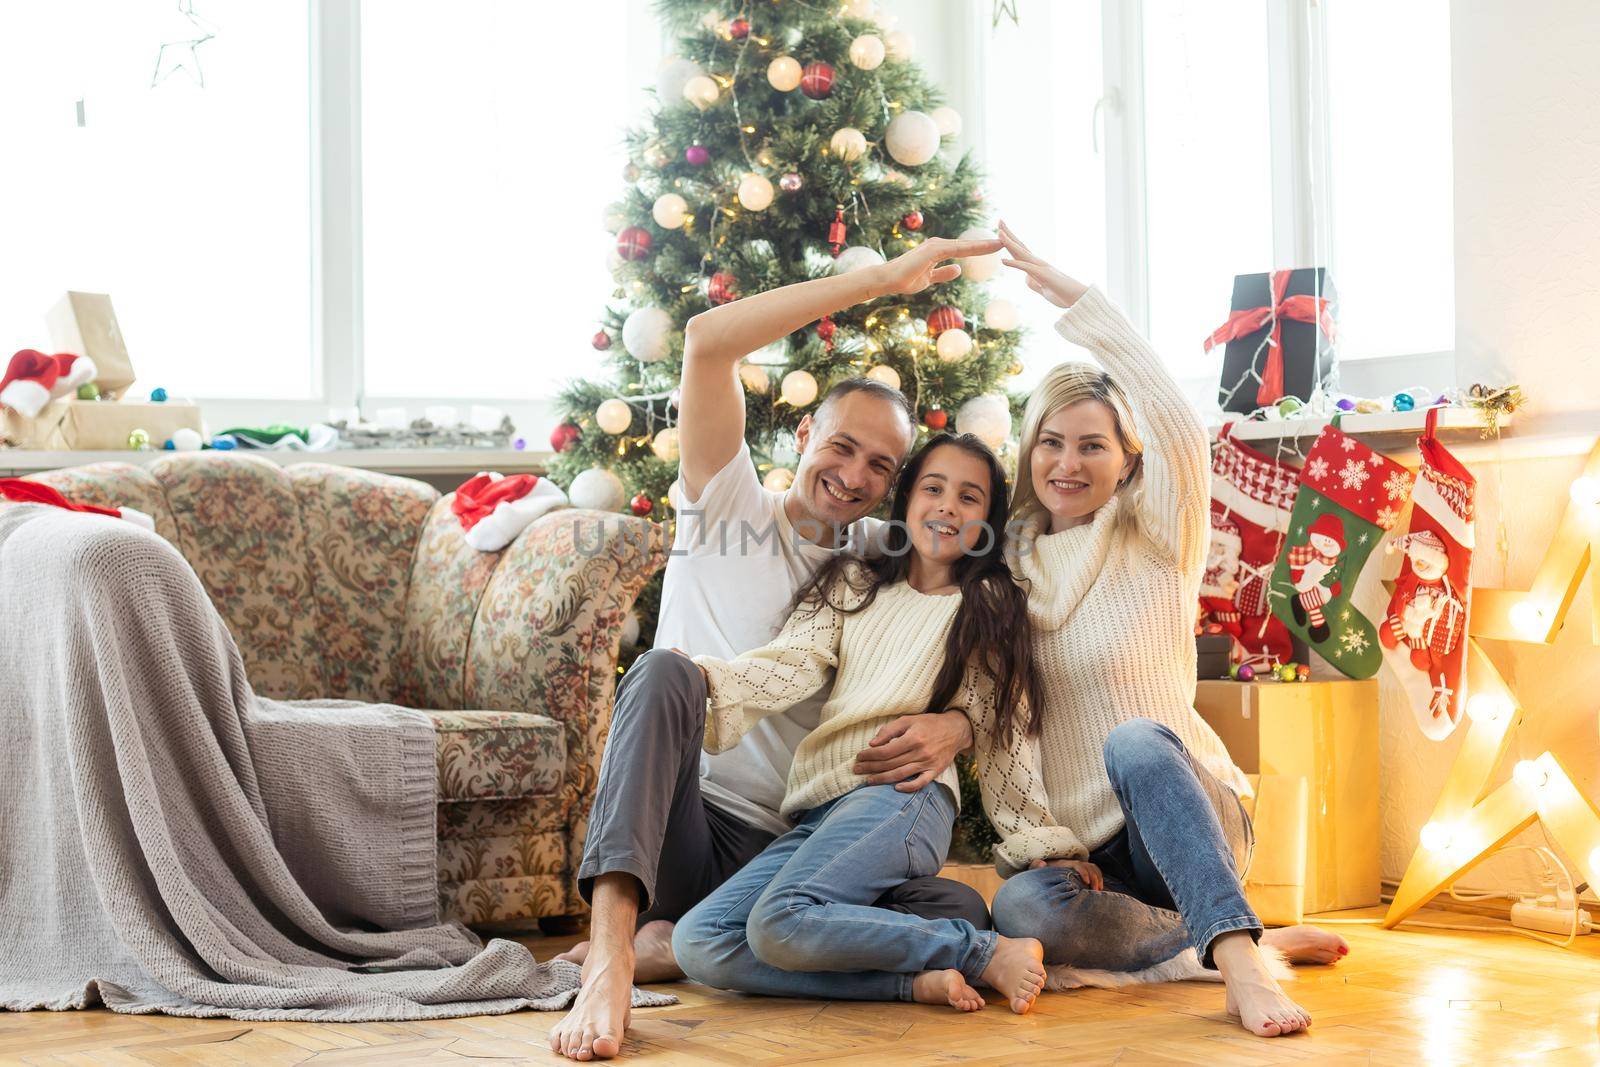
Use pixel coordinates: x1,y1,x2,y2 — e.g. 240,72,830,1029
0,446,554,478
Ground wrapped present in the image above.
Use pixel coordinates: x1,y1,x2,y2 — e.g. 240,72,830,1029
47,292,136,400
1206,268,1337,413
1,398,203,450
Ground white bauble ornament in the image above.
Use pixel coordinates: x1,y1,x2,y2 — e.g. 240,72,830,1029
833,245,886,274
738,362,771,393
936,328,973,361
957,394,1012,449
683,74,720,110
656,56,703,104
763,467,796,492
958,227,1001,282
595,399,632,435
865,364,901,390
984,298,1020,331
931,106,963,138
620,610,642,647
651,193,688,229
885,30,914,59
651,426,680,462
570,467,627,512
781,370,819,407
737,173,774,211
830,126,868,162
848,34,886,70
767,55,803,91
622,306,674,363
884,110,939,166
170,427,204,452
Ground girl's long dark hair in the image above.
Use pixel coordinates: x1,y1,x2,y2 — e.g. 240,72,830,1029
789,432,1042,746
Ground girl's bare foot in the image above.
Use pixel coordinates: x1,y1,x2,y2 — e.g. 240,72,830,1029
632,920,683,983
1212,931,1311,1038
555,940,590,967
979,936,1046,1014
1260,925,1348,966
912,968,986,1012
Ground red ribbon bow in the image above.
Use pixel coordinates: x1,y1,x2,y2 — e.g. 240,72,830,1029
1204,270,1336,407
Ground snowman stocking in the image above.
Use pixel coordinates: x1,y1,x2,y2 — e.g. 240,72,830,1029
1270,420,1415,678
1209,424,1298,665
1379,407,1474,738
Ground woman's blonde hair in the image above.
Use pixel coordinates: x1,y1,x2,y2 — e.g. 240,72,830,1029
1010,361,1145,528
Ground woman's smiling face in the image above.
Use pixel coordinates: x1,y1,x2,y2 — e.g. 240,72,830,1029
1029,399,1136,530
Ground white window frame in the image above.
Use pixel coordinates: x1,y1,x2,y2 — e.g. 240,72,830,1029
992,0,1454,400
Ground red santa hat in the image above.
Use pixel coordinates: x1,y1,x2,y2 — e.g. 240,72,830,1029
0,350,98,418
0,477,154,530
1308,513,1345,550
451,472,568,552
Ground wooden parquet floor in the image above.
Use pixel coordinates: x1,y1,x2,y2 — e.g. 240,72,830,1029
5,907,1600,1065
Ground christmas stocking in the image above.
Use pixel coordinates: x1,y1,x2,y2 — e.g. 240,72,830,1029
1208,424,1298,666
1270,420,1415,678
1379,406,1474,739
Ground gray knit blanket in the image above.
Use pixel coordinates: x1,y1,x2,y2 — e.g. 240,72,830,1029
0,504,673,1020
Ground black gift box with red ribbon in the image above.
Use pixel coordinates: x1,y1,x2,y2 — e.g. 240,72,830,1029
1206,268,1338,414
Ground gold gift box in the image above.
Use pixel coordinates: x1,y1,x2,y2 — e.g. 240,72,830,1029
2,398,203,451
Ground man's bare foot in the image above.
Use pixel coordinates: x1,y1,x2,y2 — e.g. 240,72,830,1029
549,949,634,1060
1213,932,1311,1038
555,940,590,967
632,920,683,984
1260,925,1348,966
912,969,986,1012
978,936,1046,1015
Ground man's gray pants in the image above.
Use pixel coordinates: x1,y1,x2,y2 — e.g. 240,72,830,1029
577,648,991,930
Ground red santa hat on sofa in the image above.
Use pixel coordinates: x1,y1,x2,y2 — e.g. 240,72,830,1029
0,350,98,417
451,472,568,552
0,477,154,530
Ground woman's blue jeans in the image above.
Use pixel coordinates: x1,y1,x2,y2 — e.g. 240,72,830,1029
991,718,1260,970
673,782,998,1002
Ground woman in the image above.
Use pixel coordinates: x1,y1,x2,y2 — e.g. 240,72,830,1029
670,433,1081,1015
989,222,1346,1039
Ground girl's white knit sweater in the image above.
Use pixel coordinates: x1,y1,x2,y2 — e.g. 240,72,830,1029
693,569,1080,874
1006,287,1252,859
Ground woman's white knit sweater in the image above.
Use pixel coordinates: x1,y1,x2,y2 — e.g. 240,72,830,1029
693,569,1081,874
1006,287,1252,859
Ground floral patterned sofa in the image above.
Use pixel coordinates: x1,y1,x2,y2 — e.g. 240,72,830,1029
28,453,665,928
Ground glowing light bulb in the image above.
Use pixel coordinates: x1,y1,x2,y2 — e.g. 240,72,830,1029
1510,601,1548,638
1512,759,1549,791
1466,692,1513,724
1420,821,1454,852
1570,476,1600,507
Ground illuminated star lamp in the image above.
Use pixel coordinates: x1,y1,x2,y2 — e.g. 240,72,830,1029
1385,440,1600,927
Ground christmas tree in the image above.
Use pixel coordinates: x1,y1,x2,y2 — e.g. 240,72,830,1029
550,0,1024,860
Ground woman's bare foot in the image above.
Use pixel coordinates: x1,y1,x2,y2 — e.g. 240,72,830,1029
632,920,683,983
911,969,986,1012
979,936,1046,1014
555,940,590,967
1260,925,1349,966
1212,931,1311,1038
549,944,634,1060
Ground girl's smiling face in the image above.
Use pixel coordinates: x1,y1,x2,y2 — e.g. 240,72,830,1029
1030,399,1137,531
904,443,995,565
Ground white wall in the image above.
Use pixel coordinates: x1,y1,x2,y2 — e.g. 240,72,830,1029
1373,0,1600,894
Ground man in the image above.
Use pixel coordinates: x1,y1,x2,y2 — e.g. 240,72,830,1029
550,236,1004,1061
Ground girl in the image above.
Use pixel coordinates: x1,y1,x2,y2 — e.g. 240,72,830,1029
671,433,1080,1015
989,222,1347,1039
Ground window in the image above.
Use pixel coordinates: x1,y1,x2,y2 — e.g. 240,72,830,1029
981,0,1455,388
359,0,637,401
0,1,313,399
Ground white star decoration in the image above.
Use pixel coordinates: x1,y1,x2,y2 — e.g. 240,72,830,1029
151,0,217,87
1357,530,1370,545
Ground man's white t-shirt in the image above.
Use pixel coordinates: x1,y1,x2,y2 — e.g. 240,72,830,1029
654,444,873,838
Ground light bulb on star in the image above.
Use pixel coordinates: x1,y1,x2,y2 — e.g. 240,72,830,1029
1419,821,1454,852
1512,759,1550,791
1509,600,1548,638
1465,692,1512,724
1570,476,1600,507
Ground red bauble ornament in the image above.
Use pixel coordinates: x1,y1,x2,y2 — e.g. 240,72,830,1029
616,226,652,261
729,16,751,39
800,61,835,99
708,272,739,305
828,207,847,254
927,306,965,337
902,209,924,231
550,422,582,453
816,315,836,351
592,330,612,351
630,492,654,517
922,408,948,430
